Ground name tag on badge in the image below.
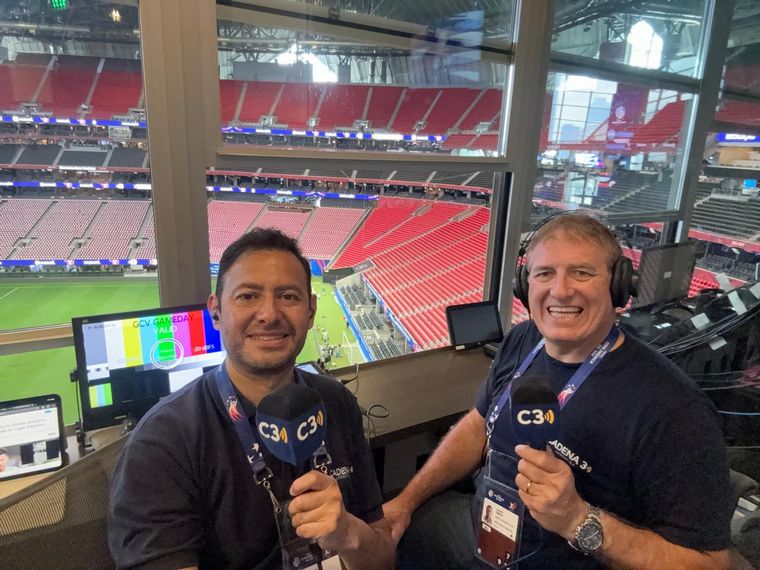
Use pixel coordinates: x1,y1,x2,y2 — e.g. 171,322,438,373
475,475,525,568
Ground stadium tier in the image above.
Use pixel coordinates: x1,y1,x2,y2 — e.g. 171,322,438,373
207,200,266,261
299,206,366,260
12,199,101,259
90,70,143,119
74,200,150,259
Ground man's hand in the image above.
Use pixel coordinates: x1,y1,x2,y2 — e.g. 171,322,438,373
381,496,414,545
289,470,352,553
514,444,587,540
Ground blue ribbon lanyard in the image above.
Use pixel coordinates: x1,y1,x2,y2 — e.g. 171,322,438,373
486,325,621,438
214,364,331,512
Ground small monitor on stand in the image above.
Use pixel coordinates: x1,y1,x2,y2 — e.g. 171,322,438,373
633,241,698,307
446,301,504,350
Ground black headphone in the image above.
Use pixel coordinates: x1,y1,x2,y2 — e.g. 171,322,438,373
513,212,638,310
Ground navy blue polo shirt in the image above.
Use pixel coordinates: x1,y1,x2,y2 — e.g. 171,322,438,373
108,366,383,570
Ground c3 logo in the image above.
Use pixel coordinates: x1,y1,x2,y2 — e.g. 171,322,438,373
516,409,555,425
258,422,288,443
297,410,324,441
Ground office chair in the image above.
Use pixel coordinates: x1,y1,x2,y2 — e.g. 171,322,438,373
0,435,127,570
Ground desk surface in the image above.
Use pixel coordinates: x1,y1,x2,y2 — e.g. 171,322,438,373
335,347,492,447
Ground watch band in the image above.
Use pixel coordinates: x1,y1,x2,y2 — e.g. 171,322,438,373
568,503,604,555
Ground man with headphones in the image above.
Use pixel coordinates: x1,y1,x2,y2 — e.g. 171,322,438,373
109,228,393,569
384,213,733,568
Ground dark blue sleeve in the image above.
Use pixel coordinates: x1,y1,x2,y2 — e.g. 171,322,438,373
108,414,202,569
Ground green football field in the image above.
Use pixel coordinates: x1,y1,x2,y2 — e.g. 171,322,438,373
0,277,363,425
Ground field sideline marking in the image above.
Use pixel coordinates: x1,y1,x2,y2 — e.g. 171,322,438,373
0,287,18,302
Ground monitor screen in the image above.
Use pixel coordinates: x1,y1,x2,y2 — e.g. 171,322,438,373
0,394,66,481
446,301,504,349
72,304,226,432
633,241,698,307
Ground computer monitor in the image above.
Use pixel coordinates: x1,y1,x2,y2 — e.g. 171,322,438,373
633,241,698,307
446,300,504,349
72,304,226,432
0,394,66,481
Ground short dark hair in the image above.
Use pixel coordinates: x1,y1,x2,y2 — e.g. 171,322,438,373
526,213,622,271
0,448,7,456
215,228,312,298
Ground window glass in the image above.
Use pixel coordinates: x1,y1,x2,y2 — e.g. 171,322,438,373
216,1,513,156
0,2,158,331
536,72,693,214
0,347,78,425
723,0,760,98
552,0,706,78
206,170,493,363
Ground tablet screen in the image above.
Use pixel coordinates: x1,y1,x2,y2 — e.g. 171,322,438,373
0,394,66,481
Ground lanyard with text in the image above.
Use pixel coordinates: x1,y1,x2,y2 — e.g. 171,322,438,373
214,364,330,513
486,325,621,439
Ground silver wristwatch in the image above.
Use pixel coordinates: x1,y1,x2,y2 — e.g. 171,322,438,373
568,504,604,555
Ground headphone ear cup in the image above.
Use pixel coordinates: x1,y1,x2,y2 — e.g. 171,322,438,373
513,264,530,310
610,256,634,308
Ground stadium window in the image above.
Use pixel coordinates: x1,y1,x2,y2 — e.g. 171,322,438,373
0,347,78,427
551,0,707,78
211,1,515,363
215,2,513,157
0,6,159,334
537,70,694,222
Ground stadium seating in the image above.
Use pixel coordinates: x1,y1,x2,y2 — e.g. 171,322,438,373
364,86,404,130
13,200,100,259
390,88,439,132
253,207,311,240
207,200,265,261
237,81,281,124
421,88,479,134
219,80,244,124
75,200,150,259
457,88,502,131
317,85,370,130
90,71,143,119
272,83,324,129
0,199,51,258
299,206,366,260
0,65,46,111
37,68,97,117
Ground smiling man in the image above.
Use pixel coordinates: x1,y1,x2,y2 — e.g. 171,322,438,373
109,228,393,570
384,214,733,569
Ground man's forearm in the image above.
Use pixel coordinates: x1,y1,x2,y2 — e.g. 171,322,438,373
395,409,486,512
338,517,394,570
594,510,730,570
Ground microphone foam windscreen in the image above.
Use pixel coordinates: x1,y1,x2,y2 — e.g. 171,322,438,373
256,384,327,466
509,375,560,450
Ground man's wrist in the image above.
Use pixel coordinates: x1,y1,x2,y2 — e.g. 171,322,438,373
562,498,591,541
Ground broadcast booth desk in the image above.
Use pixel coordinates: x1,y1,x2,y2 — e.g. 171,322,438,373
334,347,492,494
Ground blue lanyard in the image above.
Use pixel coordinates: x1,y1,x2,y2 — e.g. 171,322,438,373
486,326,621,438
215,364,274,487
213,364,331,507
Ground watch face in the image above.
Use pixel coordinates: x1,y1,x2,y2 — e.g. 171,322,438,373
578,520,604,552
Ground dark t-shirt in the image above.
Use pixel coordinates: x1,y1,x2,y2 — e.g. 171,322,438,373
108,366,383,570
474,321,733,568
